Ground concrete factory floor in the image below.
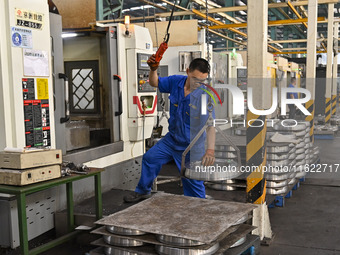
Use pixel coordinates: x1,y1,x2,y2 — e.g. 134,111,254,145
1,135,340,255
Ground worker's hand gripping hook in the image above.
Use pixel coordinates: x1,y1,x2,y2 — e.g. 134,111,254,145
147,54,159,71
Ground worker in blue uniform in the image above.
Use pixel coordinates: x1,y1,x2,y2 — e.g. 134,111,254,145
124,56,216,203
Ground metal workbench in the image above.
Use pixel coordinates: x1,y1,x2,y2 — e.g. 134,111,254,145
0,168,104,255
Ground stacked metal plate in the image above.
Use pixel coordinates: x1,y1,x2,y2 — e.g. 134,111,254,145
274,121,311,180
203,133,247,190
184,131,244,182
205,179,246,191
331,115,340,126
265,141,294,195
215,134,247,166
91,193,257,255
102,226,147,254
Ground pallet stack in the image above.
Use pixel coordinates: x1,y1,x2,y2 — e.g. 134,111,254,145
264,120,315,195
89,194,257,255
265,141,295,195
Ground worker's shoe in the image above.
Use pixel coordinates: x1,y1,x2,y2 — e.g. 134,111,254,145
123,192,151,203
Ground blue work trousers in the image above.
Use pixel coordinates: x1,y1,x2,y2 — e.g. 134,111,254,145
135,134,206,198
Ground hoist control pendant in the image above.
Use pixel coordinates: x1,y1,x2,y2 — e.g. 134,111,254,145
154,42,168,63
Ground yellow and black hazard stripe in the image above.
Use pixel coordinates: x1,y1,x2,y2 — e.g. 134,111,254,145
332,95,337,115
325,98,331,123
305,100,315,143
246,111,267,204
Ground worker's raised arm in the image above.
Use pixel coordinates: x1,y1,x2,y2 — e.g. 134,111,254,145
147,54,159,87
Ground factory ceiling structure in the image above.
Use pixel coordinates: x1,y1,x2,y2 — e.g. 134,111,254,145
96,0,340,55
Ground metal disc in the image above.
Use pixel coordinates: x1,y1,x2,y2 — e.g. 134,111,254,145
267,153,289,161
267,145,290,153
266,180,288,188
288,178,296,185
295,142,305,149
295,153,305,161
300,121,311,127
295,159,306,167
267,159,292,167
273,133,297,140
296,148,305,154
294,130,308,137
103,236,144,247
267,186,288,195
156,235,204,247
290,159,297,166
233,214,249,226
295,171,306,178
206,183,238,191
215,151,237,159
230,236,247,248
106,226,146,236
288,172,296,179
155,243,220,255
265,173,290,181
214,145,236,152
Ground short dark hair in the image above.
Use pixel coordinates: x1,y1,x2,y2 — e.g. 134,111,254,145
291,77,296,83
189,58,210,74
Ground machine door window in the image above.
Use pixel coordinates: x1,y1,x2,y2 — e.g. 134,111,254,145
63,60,113,153
65,61,100,115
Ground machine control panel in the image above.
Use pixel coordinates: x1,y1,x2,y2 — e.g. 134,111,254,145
137,70,157,93
237,68,247,91
137,53,157,93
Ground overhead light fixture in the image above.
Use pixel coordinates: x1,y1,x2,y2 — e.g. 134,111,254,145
61,33,78,38
130,6,141,11
124,15,130,36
